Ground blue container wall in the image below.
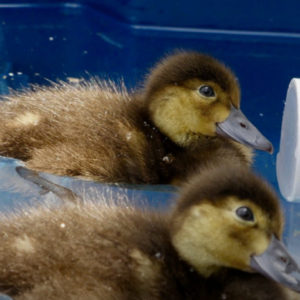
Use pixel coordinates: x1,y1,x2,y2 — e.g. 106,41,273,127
0,1,298,258
11,0,300,32
86,0,300,32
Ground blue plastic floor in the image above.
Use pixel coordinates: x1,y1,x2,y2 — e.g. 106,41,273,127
0,1,298,264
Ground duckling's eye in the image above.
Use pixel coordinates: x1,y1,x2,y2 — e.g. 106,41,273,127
198,85,215,98
235,206,254,222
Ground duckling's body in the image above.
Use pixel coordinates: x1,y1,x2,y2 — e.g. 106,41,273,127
0,164,296,300
0,52,272,184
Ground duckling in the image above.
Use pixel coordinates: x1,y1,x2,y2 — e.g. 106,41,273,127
0,51,272,184
0,164,298,300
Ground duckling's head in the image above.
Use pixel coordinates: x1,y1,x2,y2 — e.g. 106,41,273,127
145,51,272,152
170,164,300,292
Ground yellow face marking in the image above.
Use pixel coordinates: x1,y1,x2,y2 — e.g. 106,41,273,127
10,112,40,127
172,197,273,277
130,248,160,283
13,235,35,254
149,79,237,146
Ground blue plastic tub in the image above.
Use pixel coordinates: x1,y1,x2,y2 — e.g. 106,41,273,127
0,0,298,263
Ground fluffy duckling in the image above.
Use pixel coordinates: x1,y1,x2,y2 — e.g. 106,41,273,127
0,51,272,184
0,164,298,300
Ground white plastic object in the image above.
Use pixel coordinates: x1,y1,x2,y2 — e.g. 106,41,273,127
276,78,300,202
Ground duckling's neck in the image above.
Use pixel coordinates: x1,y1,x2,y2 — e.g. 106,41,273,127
171,224,222,278
154,123,211,148
194,262,221,278
175,242,221,278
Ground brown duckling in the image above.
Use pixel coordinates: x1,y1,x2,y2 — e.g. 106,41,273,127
0,51,272,184
0,164,298,300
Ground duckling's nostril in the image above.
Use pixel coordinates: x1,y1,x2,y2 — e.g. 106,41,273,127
280,256,288,264
239,122,247,129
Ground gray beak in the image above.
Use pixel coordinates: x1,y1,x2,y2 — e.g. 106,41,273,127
250,235,300,293
216,106,273,153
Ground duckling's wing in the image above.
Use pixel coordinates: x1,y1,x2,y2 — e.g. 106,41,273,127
15,166,80,203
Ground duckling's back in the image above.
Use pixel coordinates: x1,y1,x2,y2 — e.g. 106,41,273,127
0,80,170,183
0,200,211,300
0,201,166,299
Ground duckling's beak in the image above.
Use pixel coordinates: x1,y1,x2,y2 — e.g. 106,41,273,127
216,106,273,153
250,235,300,292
